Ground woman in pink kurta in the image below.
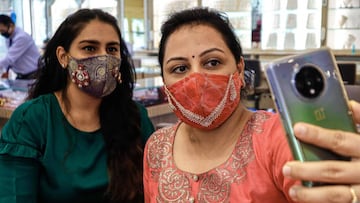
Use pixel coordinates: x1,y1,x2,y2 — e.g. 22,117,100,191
141,7,299,203
144,7,360,203
144,111,297,202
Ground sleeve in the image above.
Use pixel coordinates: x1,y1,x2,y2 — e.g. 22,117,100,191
0,101,46,202
136,102,155,145
0,102,45,159
143,139,151,203
0,39,10,71
266,113,300,202
0,155,39,203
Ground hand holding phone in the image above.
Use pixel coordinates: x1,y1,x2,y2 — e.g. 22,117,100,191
265,48,358,187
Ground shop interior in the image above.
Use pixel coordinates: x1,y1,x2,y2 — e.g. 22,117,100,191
0,0,359,128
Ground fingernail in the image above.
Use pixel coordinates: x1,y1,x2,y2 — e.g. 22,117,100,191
294,124,307,136
282,165,291,177
289,187,297,199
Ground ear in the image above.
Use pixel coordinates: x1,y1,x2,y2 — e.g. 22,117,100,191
237,56,245,80
9,23,15,34
56,46,68,68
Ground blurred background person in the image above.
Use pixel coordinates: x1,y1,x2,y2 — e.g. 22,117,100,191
0,14,40,80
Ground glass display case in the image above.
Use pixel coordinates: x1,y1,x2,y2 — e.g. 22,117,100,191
261,0,322,50
327,0,360,50
202,0,253,49
133,76,167,107
151,0,253,49
152,0,198,49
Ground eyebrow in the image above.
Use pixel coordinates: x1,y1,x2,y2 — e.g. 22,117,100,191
78,40,120,46
199,48,225,57
165,56,187,65
165,47,225,65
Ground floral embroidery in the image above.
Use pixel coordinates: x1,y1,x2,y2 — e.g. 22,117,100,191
158,168,191,202
147,112,270,202
199,169,231,202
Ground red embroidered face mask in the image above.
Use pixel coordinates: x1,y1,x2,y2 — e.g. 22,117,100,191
164,72,242,130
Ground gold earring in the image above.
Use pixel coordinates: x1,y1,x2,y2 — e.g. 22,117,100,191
117,72,122,84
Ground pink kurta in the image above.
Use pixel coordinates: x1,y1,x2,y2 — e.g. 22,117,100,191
144,111,298,203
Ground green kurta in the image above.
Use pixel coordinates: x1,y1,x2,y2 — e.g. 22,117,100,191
0,93,154,203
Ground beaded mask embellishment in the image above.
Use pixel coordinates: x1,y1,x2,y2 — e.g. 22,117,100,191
164,72,241,130
71,64,90,87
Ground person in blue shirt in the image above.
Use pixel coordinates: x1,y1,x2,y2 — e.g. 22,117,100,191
0,14,40,79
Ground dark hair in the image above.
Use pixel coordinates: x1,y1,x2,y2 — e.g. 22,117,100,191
158,7,243,76
27,9,143,202
0,14,14,26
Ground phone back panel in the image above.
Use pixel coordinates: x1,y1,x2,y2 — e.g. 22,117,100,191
265,48,358,163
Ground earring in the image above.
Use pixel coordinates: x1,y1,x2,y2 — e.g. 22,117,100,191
242,79,246,88
117,72,122,84
61,64,66,68
112,67,122,84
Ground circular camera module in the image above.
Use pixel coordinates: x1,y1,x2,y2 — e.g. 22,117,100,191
294,65,324,99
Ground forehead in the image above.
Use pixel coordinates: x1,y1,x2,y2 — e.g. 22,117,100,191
164,24,228,56
73,19,120,43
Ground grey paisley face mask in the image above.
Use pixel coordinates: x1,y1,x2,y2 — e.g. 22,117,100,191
67,55,121,98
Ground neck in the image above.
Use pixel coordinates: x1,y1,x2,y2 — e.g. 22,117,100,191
55,83,102,132
173,104,254,173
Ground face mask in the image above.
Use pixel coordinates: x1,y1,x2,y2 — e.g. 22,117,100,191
164,71,242,130
67,55,121,98
1,26,10,38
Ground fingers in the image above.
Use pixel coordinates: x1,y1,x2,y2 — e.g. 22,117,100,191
283,161,360,184
287,185,359,203
350,100,360,124
284,101,360,203
293,123,360,158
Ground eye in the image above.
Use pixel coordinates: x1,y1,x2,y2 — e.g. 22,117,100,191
83,46,96,52
172,65,188,74
107,46,119,55
204,59,221,69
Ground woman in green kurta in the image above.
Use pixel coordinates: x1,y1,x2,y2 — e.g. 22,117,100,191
0,9,154,203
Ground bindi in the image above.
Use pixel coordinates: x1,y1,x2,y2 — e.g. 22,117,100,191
192,55,195,58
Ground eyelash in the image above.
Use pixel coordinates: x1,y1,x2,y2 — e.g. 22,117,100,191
171,65,187,73
82,46,119,54
170,59,222,74
205,59,221,68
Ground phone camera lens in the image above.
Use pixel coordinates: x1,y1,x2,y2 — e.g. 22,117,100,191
294,65,324,98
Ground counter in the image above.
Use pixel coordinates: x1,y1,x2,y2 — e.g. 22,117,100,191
0,77,176,129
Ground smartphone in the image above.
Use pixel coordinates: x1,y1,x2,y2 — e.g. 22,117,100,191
265,47,358,187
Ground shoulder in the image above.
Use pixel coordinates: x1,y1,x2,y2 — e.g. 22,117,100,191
249,110,292,157
146,124,175,145
248,110,283,135
12,94,55,118
135,102,148,116
13,27,33,42
3,93,56,140
0,94,56,159
248,111,289,154
144,124,177,168
135,102,155,143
